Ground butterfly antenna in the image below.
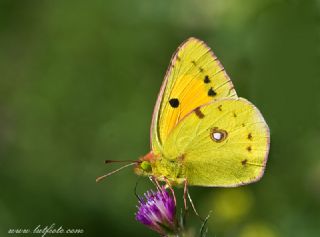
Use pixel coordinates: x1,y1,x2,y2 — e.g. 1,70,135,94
96,162,136,183
105,159,138,164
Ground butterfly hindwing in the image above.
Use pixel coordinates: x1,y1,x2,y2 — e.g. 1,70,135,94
151,38,237,154
162,98,270,187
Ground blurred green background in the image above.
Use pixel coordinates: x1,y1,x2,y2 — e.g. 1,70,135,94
1,0,320,236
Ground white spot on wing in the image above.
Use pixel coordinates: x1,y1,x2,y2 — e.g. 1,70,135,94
213,132,222,141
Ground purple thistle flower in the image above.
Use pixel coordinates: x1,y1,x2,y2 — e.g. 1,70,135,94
135,187,177,235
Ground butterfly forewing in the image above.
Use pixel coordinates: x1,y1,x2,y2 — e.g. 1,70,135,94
151,38,237,153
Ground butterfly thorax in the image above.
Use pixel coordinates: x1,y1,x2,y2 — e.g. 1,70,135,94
134,151,186,186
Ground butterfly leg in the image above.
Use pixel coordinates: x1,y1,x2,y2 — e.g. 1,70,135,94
184,179,202,219
149,176,161,190
187,190,201,218
163,177,177,205
134,177,143,202
183,179,188,210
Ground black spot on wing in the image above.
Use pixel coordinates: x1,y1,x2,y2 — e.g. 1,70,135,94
169,98,180,108
208,87,217,97
204,75,211,84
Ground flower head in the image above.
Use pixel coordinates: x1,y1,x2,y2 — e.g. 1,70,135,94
135,187,177,235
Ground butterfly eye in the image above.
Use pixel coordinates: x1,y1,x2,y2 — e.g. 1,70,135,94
210,127,228,143
141,161,152,172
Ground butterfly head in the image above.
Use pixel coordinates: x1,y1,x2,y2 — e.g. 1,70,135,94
134,152,155,176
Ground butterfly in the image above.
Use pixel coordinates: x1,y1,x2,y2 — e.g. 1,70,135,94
97,38,270,208
134,37,270,189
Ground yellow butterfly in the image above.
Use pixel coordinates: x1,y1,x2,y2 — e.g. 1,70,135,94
97,38,270,205
134,37,270,189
